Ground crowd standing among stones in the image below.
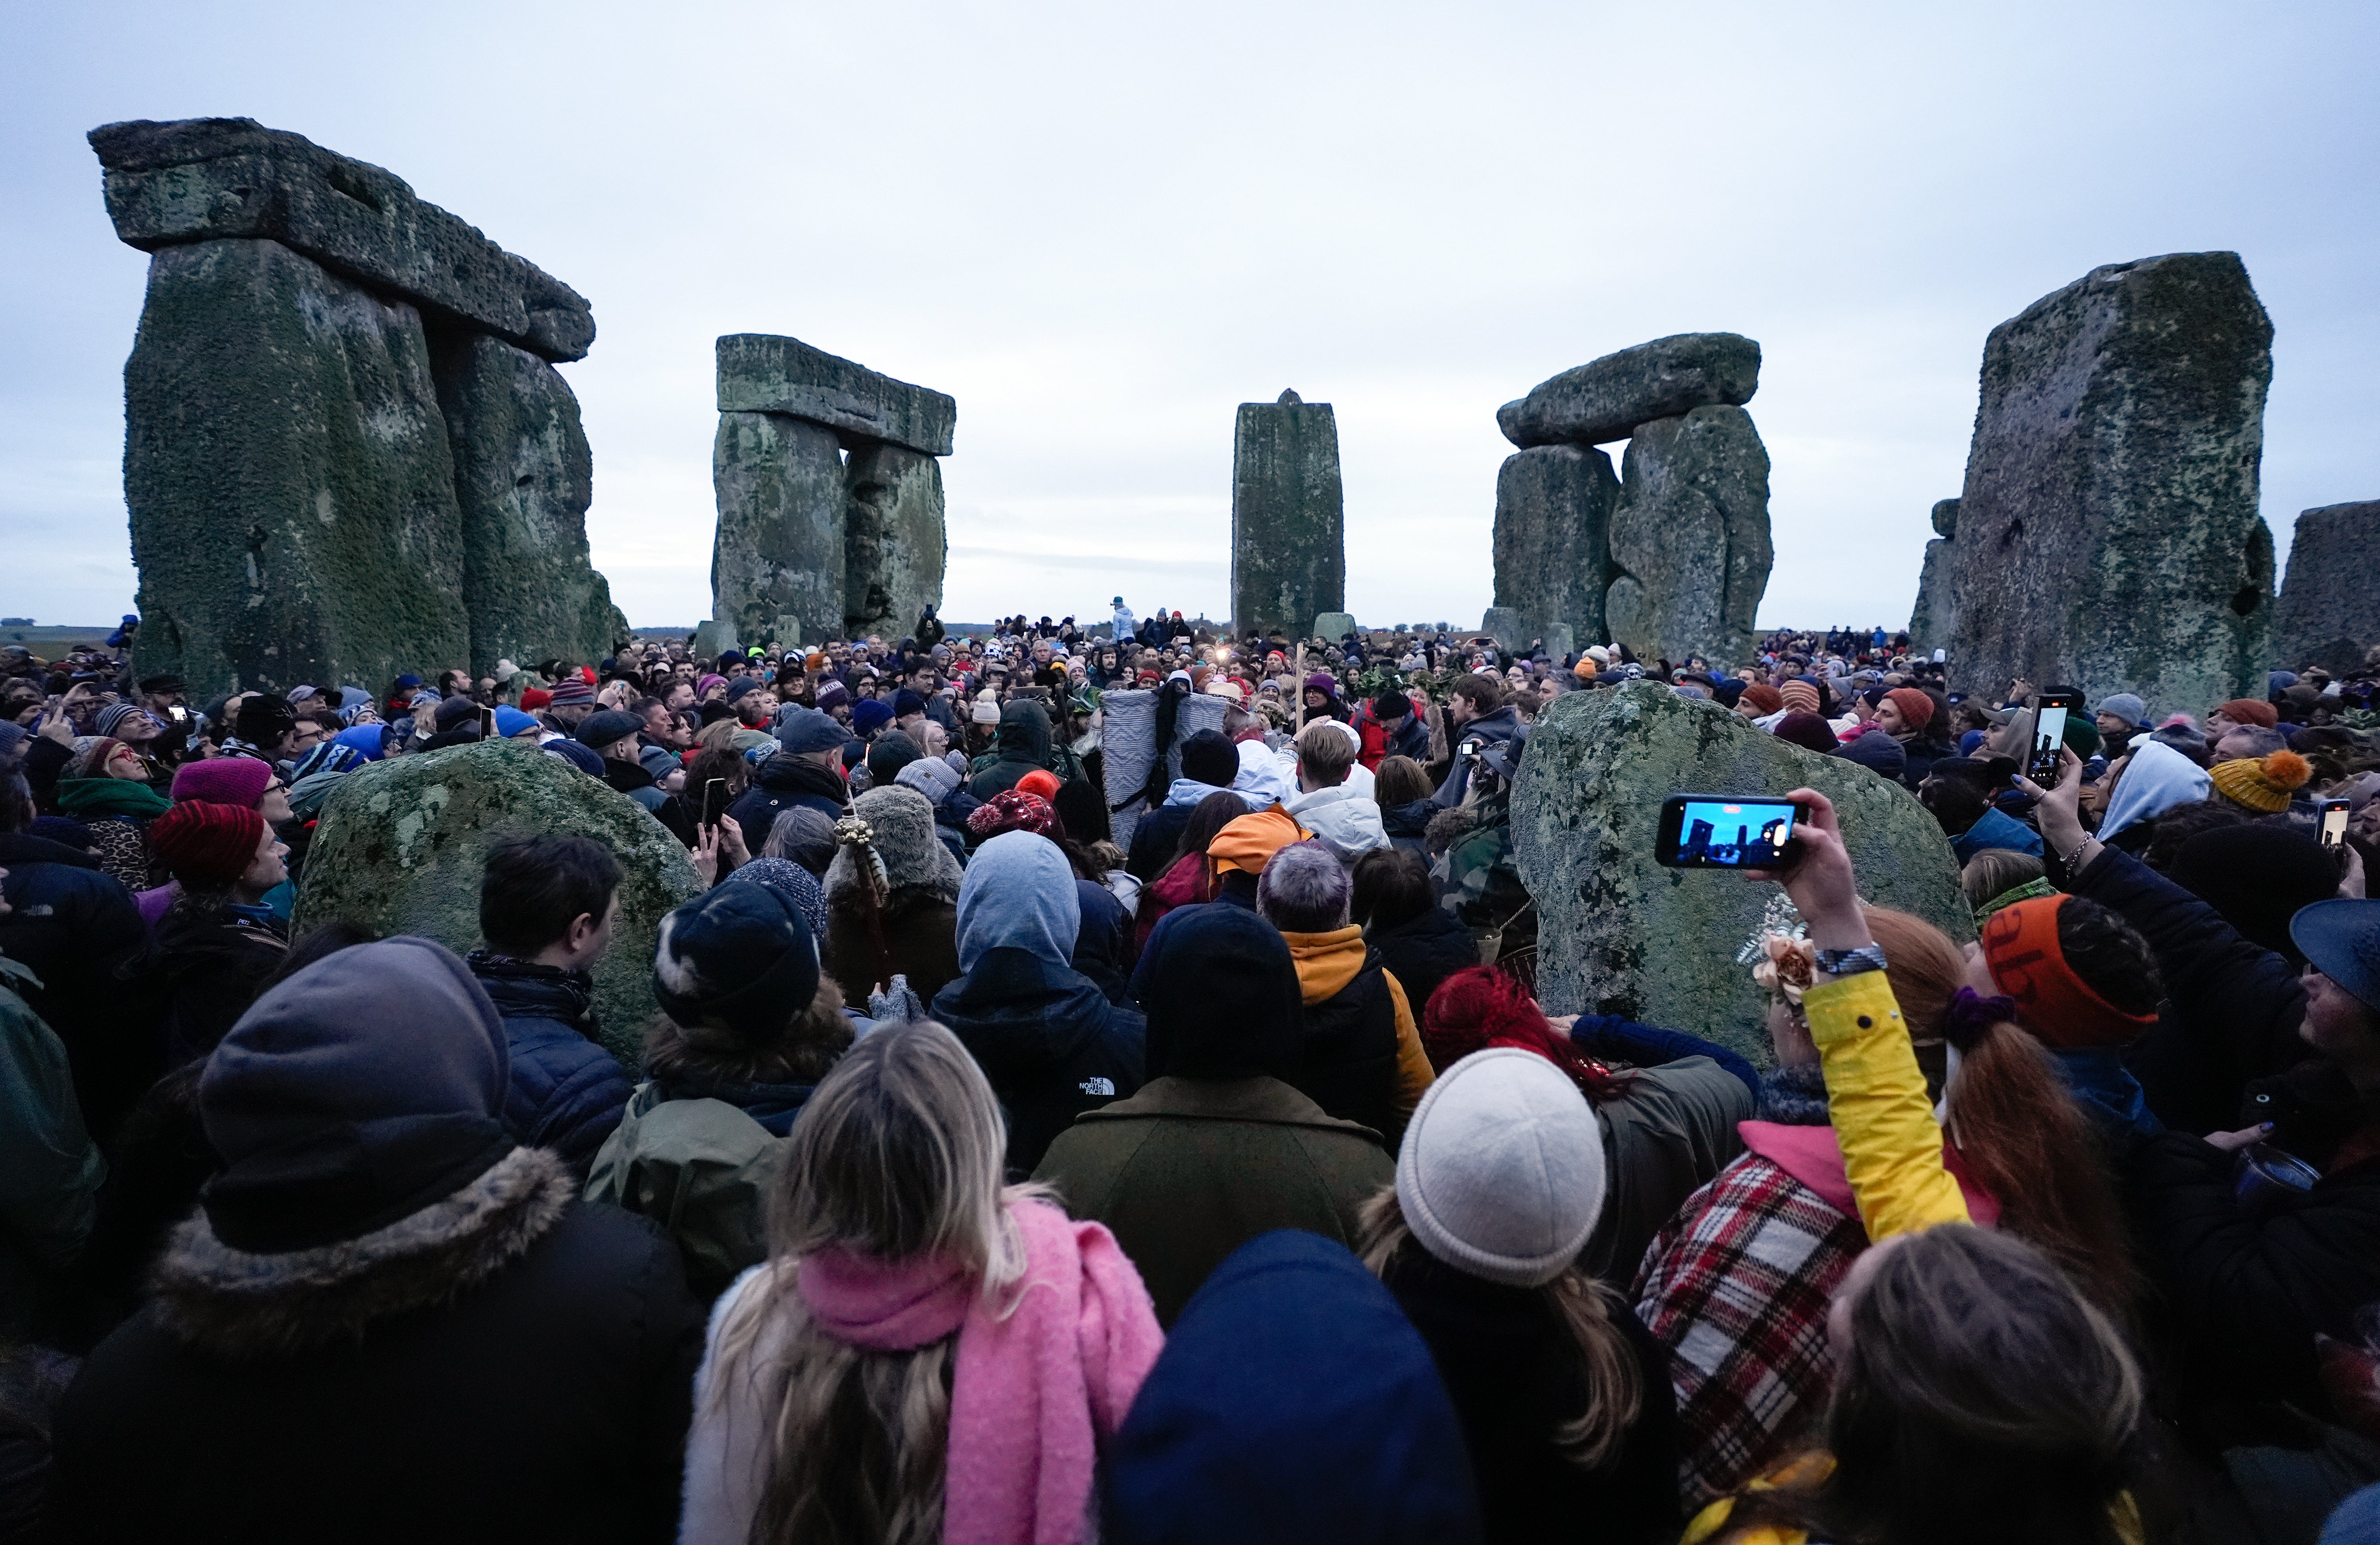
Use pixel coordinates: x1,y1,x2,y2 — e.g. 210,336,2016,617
3,598,2380,1544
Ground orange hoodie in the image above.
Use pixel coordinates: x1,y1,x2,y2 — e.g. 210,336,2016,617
1279,926,1435,1121
1205,807,1308,878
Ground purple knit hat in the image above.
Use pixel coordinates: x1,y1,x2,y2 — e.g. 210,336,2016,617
170,757,275,809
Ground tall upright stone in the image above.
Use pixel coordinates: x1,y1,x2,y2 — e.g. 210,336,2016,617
1907,498,1960,652
2274,501,2380,675
1605,406,1772,665
92,117,623,692
1946,252,2274,711
1492,444,1618,648
843,444,947,638
433,334,627,675
711,335,954,645
712,413,848,648
122,239,470,694
1231,389,1344,638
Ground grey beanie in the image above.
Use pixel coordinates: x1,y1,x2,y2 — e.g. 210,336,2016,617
1395,1047,1605,1288
895,754,962,804
2094,692,2146,727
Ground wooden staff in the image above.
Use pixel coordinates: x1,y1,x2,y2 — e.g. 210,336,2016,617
1294,642,1307,732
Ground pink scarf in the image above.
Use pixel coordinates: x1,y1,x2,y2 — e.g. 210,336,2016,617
795,1198,1163,1545
1739,1120,2003,1228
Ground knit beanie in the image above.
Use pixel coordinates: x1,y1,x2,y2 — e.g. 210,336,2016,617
1778,680,1821,716
651,882,821,1048
151,800,267,888
519,687,553,711
234,695,297,746
2095,693,2146,728
1395,1048,1606,1288
1739,684,1784,716
171,756,274,809
2169,824,2341,961
966,788,1062,841
546,678,595,707
971,690,1002,725
2209,749,2312,814
1883,687,1935,732
1374,690,1413,721
1772,711,1839,754
1978,895,2159,1048
1016,769,1063,801
894,755,962,804
2216,698,2279,730
851,698,894,735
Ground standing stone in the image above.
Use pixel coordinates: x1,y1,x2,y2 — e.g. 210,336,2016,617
1493,444,1619,647
1231,390,1344,639
2273,501,2380,675
1497,333,1761,449
712,413,846,648
294,740,700,1061
1605,406,1772,665
124,239,469,695
1312,611,1358,642
1907,498,1961,653
433,333,628,675
1480,607,1526,648
843,444,946,638
1510,683,1971,1064
1947,252,2274,711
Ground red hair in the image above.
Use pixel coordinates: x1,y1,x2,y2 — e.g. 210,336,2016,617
1421,966,1626,1101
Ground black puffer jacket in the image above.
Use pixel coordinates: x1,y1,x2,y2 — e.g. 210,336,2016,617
1368,905,1480,1026
726,754,848,852
0,831,159,1143
470,955,633,1180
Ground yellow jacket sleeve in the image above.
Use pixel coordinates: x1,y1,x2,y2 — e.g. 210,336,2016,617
1382,972,1434,1119
1801,971,1969,1243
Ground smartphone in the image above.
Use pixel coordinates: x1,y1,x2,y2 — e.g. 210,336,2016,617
168,705,189,722
2320,798,2350,851
1656,794,1800,869
478,706,496,739
1946,692,1964,705
2027,689,2084,784
701,777,728,831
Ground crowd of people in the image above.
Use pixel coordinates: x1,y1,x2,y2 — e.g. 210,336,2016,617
3,597,2379,1543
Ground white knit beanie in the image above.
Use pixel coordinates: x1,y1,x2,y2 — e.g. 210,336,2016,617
1395,1048,1606,1288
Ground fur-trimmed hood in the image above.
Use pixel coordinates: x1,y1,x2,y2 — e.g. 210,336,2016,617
152,1146,574,1361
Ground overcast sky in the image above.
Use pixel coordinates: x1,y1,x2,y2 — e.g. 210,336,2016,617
4,1,2374,633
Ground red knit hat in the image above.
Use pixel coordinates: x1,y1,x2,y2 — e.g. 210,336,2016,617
1883,687,1935,732
520,687,553,711
169,757,274,809
1015,769,1062,801
1419,966,1613,1098
150,800,267,888
2215,698,2279,730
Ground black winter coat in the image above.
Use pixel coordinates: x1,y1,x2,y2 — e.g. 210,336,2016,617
1383,1248,1681,1545
470,955,633,1180
0,831,160,1143
50,1149,704,1545
1293,959,1403,1145
2074,845,2311,1136
727,755,848,852
1369,905,1480,1025
931,947,1145,1176
155,903,288,1065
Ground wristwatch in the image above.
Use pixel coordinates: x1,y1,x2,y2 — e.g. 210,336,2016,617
1813,944,1889,977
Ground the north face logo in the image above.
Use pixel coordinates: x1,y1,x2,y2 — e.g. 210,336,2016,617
1079,1076,1116,1097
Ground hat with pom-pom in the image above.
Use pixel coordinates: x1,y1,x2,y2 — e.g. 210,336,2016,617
2209,748,2312,814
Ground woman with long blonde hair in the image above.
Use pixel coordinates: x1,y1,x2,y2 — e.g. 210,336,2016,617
680,1018,1163,1545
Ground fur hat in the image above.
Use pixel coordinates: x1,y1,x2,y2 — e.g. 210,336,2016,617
2209,748,2312,813
828,785,964,901
1395,1048,1605,1288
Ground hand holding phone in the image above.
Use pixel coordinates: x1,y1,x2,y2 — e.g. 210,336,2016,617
1656,795,1800,869
478,706,496,740
701,777,728,831
2026,690,2084,784
2320,798,2350,851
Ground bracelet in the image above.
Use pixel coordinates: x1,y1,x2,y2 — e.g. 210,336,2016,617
2063,835,2096,872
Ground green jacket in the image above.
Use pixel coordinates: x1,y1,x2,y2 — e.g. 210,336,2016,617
1033,1075,1393,1326
584,1082,779,1302
0,955,105,1339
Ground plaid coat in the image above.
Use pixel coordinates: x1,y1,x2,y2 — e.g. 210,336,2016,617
1632,1152,1868,1510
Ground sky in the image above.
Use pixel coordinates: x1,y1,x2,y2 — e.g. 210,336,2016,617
3,1,2374,633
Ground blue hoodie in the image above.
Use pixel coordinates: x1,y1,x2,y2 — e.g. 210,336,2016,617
1105,1230,1483,1544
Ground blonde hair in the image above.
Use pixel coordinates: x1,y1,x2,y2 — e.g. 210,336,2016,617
704,1020,1045,1545
1294,719,1355,786
1356,1187,1640,1469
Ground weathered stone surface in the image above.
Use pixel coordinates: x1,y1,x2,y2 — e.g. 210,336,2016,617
2274,501,2380,676
1231,392,1344,639
1931,496,1960,539
1604,406,1772,666
1947,252,2273,712
433,333,627,675
125,239,469,696
1480,607,1526,648
1511,683,1971,1063
1498,333,1760,450
689,619,737,661
294,740,701,1061
843,444,946,638
1493,444,1619,648
1313,611,1358,641
716,334,955,457
90,118,593,362
712,412,846,647
1909,538,1957,654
